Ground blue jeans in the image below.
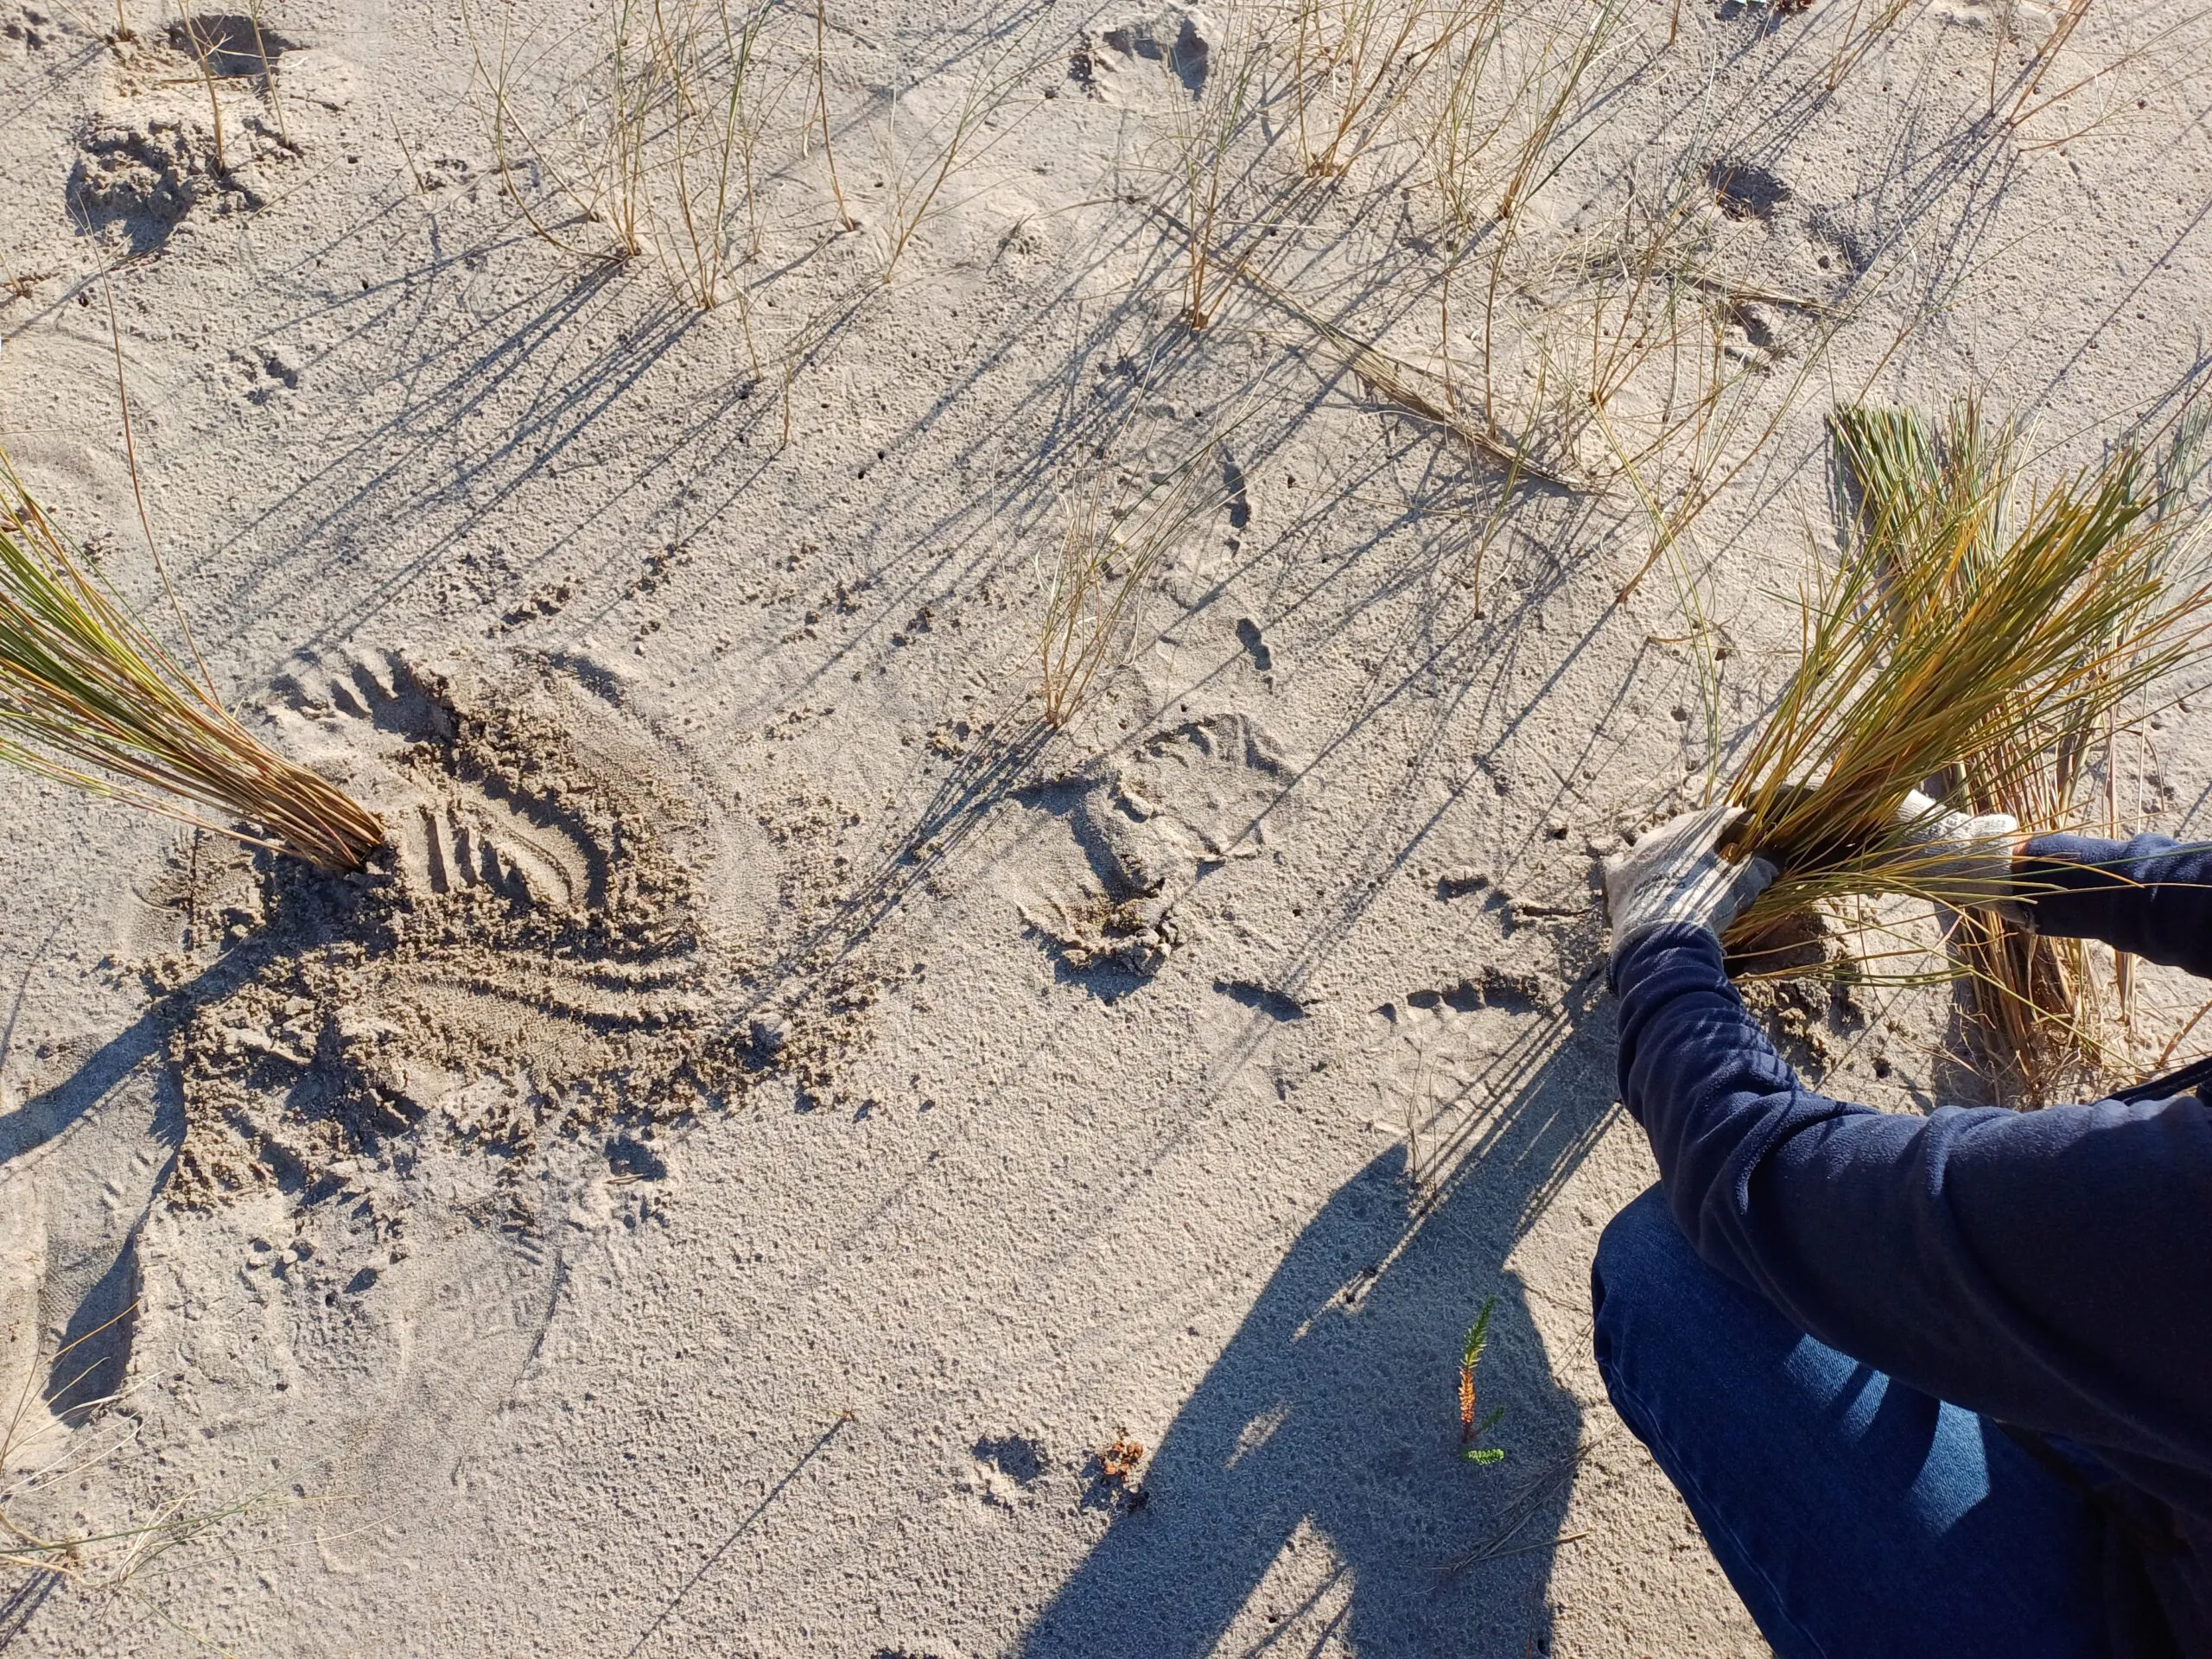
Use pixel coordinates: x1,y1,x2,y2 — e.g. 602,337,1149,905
1592,1187,2106,1659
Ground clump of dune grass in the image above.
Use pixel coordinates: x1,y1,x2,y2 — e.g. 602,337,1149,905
470,0,791,310
0,447,385,872
1830,402,2115,1102
1720,402,2212,1102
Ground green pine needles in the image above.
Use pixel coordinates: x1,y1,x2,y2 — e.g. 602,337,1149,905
0,446,385,872
1721,398,2212,1101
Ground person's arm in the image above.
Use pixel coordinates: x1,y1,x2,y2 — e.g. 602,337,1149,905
2019,831,2212,978
1613,922,2212,1459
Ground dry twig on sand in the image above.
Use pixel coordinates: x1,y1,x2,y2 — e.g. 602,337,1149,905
1201,239,1565,487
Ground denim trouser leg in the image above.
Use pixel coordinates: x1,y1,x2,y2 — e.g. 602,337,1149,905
1591,1186,2106,1659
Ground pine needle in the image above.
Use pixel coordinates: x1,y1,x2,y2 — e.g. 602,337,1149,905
0,445,385,872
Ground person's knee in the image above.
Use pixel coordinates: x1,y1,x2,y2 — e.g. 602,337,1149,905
1592,1185,1686,1313
1591,1185,1702,1402
1592,1185,1810,1418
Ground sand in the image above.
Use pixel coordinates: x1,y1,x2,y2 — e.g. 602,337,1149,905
0,0,2207,1653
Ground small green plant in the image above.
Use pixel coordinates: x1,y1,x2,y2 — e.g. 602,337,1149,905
1459,1294,1505,1465
0,446,385,872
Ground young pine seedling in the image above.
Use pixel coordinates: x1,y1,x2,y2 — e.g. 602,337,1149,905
1459,1294,1506,1465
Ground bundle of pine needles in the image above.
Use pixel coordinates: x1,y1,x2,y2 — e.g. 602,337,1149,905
0,447,385,872
1722,401,2212,1101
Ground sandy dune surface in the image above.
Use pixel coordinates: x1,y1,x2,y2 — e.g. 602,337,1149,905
0,0,2208,1653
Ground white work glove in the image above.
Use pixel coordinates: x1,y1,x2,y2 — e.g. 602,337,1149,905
1887,789,2021,914
1603,805,1777,954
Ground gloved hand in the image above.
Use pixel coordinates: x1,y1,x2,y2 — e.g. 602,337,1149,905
1886,788,2022,914
1603,804,1778,954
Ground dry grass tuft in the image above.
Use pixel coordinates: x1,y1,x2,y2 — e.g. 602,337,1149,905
1291,0,1487,181
0,447,384,872
1170,22,1264,332
873,25,1042,284
3,1306,260,1600
470,0,791,310
1039,438,1230,728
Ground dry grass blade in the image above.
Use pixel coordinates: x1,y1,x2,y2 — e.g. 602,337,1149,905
4,1306,265,1596
1171,23,1263,331
1826,0,1923,92
652,0,777,309
467,3,632,260
1719,401,2212,1105
814,0,857,232
1491,0,1616,223
2006,0,2088,122
175,3,230,175
1422,0,1511,232
1294,0,1481,181
1039,438,1229,728
470,0,814,310
1219,249,1566,486
0,447,385,872
877,22,1041,284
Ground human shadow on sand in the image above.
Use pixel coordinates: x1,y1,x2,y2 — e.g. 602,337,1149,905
1024,980,1619,1657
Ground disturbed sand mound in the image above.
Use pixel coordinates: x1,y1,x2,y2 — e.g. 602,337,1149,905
12,648,923,1573
130,649,790,1211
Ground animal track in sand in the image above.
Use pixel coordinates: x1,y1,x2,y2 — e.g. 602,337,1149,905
1079,6,1214,106
1017,712,1299,982
1705,157,1794,222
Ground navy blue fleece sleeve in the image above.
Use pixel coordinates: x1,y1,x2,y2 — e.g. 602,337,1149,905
1611,924,2212,1465
2020,832,2212,977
